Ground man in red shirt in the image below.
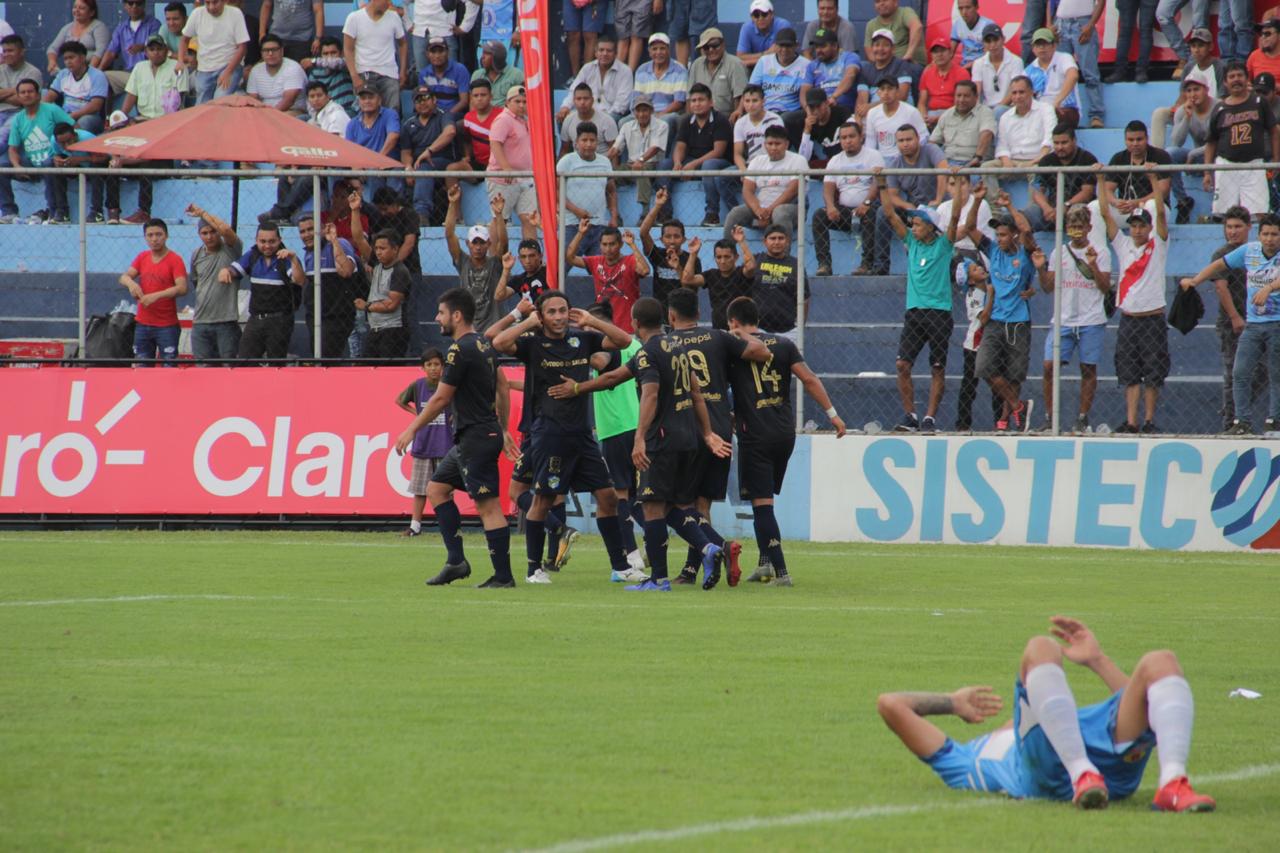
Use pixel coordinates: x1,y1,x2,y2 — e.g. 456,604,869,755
119,218,189,364
1248,19,1280,82
447,77,498,188
918,38,971,129
566,220,651,333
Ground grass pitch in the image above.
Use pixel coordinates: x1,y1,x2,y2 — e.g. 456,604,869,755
1,531,1277,851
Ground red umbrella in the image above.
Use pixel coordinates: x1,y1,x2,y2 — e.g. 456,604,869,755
69,94,401,168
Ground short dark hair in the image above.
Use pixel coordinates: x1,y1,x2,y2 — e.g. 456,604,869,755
319,35,341,51
726,296,759,326
1225,60,1249,77
713,238,737,253
15,78,39,94
373,228,402,247
599,226,622,242
164,2,187,15
688,82,712,99
841,120,863,136
954,80,977,94
260,32,283,50
763,125,789,141
306,80,328,95
372,186,401,206
1258,212,1280,231
421,347,444,364
576,120,598,139
896,123,919,137
573,82,593,95
1223,204,1251,224
742,83,765,99
257,222,281,236
586,301,613,321
53,122,76,138
60,40,89,58
1051,123,1076,139
667,287,699,321
1124,120,1148,136
518,238,542,254
469,78,491,91
764,224,789,238
536,289,570,314
1009,75,1033,90
439,287,477,323
0,34,24,48
144,218,168,234
631,296,664,330
661,219,685,236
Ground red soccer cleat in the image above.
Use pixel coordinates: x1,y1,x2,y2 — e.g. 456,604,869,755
1072,770,1109,810
1152,776,1216,813
726,540,742,587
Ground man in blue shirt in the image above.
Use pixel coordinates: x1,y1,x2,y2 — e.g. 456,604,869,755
737,0,793,71
1181,213,1280,434
748,27,805,115
48,121,107,224
418,36,469,116
967,186,1048,432
47,41,109,133
99,0,163,94
345,84,401,199
802,28,860,110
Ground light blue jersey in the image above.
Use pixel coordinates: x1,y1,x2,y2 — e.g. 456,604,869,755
951,15,997,65
1223,242,1280,323
749,54,807,113
924,727,1030,797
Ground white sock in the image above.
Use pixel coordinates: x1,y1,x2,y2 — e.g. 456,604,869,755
1026,663,1098,782
409,520,421,533
1147,675,1193,787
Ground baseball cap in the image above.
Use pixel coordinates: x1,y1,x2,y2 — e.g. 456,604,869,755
1262,18,1280,32
804,87,827,106
811,27,838,46
773,27,798,47
428,36,448,47
929,37,951,52
107,109,130,129
632,93,654,108
413,86,434,98
356,84,378,96
988,212,1016,230
903,206,944,230
870,28,896,44
981,23,1004,40
468,224,491,243
1187,27,1213,44
145,33,167,48
648,32,670,45
1181,68,1212,90
749,0,773,13
1255,72,1277,93
1032,27,1056,43
1127,208,1153,226
697,27,724,49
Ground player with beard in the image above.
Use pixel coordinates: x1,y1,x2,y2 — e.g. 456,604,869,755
395,287,520,588
493,291,638,584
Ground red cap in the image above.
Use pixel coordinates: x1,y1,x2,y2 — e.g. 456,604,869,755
929,37,952,52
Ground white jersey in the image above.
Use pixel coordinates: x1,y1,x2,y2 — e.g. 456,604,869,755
863,101,929,152
1113,232,1168,314
823,146,885,208
1050,238,1111,327
733,111,784,163
935,198,994,252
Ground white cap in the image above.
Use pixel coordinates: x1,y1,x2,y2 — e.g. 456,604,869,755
1181,68,1212,90
648,32,670,45
467,224,491,243
870,28,896,44
749,0,773,14
107,110,130,129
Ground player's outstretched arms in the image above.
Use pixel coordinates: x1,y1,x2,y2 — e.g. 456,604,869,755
548,365,635,399
1050,615,1130,692
877,687,1004,758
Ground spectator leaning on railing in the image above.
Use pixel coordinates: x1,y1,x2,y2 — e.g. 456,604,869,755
120,217,188,365
221,221,306,360
1202,208,1268,429
865,125,946,276
298,215,359,359
1204,63,1277,222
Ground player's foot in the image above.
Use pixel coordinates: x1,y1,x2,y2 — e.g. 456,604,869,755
611,567,649,583
893,412,919,432
476,576,516,588
624,578,672,591
672,568,698,585
525,568,553,584
554,528,580,569
425,560,471,586
1152,776,1216,813
626,549,647,571
542,559,557,574
725,540,742,587
701,543,723,590
1072,770,1109,810
746,556,774,583
400,527,421,537
771,574,793,587
1011,400,1033,433
919,415,937,434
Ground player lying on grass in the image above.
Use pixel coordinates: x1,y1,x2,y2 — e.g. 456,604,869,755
876,616,1216,812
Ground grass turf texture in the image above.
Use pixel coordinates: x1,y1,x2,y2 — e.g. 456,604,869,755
1,532,1277,851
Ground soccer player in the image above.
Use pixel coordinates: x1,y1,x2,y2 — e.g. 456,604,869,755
492,291,638,585
549,297,731,592
394,287,519,589
664,287,772,586
725,297,846,586
877,615,1216,812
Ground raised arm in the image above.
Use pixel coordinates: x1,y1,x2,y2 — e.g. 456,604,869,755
624,231,651,277
1152,177,1167,242
1095,165,1117,241
680,236,706,286
1049,615,1130,693
570,306,631,349
443,184,463,264
566,218,591,269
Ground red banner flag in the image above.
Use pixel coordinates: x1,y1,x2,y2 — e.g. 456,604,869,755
517,0,559,289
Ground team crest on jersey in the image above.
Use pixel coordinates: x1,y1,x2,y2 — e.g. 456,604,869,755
641,487,654,496
548,456,562,473
569,336,580,348
548,476,560,490
1012,258,1021,268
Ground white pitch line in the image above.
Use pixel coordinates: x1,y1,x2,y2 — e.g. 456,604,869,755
521,763,1280,853
0,594,281,607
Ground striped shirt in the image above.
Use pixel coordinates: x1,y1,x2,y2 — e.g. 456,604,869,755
633,60,688,112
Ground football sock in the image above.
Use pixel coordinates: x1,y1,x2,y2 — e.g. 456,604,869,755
409,520,421,534
1025,663,1097,782
643,518,669,580
525,519,546,577
752,504,788,577
545,502,566,534
484,526,513,583
684,546,701,571
596,514,629,571
1147,675,1194,787
699,515,725,548
515,490,533,514
435,500,465,564
617,498,639,553
665,508,710,550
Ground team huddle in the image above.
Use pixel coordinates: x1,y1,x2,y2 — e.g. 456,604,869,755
394,287,845,591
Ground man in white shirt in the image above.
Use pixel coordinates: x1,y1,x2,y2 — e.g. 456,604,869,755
342,0,407,117
812,120,884,275
307,79,350,134
864,77,928,152
934,172,993,254
970,23,1023,117
1098,170,1170,434
985,76,1053,189
607,94,666,209
247,33,307,114
726,83,783,208
557,37,634,123
723,124,806,238
179,0,250,103
1027,28,1081,128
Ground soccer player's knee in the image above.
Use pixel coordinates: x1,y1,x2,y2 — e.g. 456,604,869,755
895,359,910,375
1021,635,1062,667
1137,649,1182,679
426,482,451,505
596,489,618,514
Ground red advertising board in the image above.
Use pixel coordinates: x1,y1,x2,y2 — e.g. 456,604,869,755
0,368,523,516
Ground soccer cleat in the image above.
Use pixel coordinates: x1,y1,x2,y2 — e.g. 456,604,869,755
1072,770,1109,810
771,574,794,587
541,559,557,574
701,543,723,590
725,540,742,587
1224,419,1252,436
425,560,471,586
525,568,552,584
672,568,698,585
476,576,516,588
611,567,649,583
745,557,775,583
624,578,672,591
1152,776,1216,813
554,528,580,569
920,415,937,434
626,549,647,571
400,527,421,537
893,412,919,433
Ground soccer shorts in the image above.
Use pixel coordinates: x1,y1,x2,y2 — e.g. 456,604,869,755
1013,679,1156,802
976,320,1031,383
898,308,954,369
429,427,502,499
636,447,699,505
600,430,637,492
737,436,796,501
409,455,439,495
1046,324,1106,366
690,441,731,501
1212,157,1270,217
510,434,535,486
487,178,537,218
1115,312,1170,388
531,424,612,495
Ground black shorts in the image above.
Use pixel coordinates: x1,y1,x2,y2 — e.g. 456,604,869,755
636,448,699,505
429,427,502,498
691,441,732,501
898,308,954,369
600,430,637,492
510,434,535,485
737,436,796,501
1115,313,1170,388
532,425,612,495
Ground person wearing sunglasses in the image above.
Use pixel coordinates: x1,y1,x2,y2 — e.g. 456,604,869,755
736,0,793,72
688,27,747,122
970,22,1023,119
99,0,162,96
